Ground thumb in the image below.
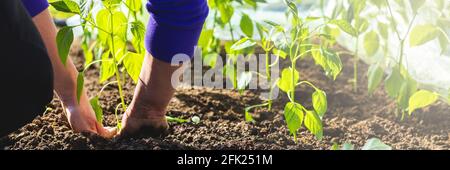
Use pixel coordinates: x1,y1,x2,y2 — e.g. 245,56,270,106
96,123,117,139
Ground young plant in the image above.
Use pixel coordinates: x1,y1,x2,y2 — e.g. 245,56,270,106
328,0,368,92
241,23,287,122
380,0,446,119
271,0,342,142
207,0,265,90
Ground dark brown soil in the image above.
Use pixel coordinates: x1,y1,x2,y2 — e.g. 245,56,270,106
1,44,449,150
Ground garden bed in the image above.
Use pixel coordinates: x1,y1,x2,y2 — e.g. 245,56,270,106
1,44,449,150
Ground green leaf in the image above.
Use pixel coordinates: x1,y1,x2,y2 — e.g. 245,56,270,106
284,102,304,138
217,2,234,24
90,96,104,124
231,37,256,51
370,0,386,9
256,23,268,40
198,29,214,53
125,0,142,12
312,46,326,66
264,20,285,32
304,110,323,140
330,19,358,37
408,90,438,115
79,0,93,23
225,64,237,88
331,143,339,150
277,68,300,93
350,0,367,15
322,49,343,80
81,41,94,67
410,24,439,47
272,48,287,59
203,53,219,68
346,3,354,23
96,9,110,44
56,26,74,66
100,51,116,83
324,26,341,40
312,89,327,118
378,22,389,39
50,0,80,14
102,0,122,8
285,0,299,17
131,21,146,53
111,11,128,38
364,31,380,57
410,0,425,14
123,52,144,83
76,72,84,104
362,138,392,150
438,28,450,54
367,64,384,95
244,106,256,123
355,18,369,33
96,9,127,51
398,77,418,110
165,116,189,124
385,66,403,98
240,13,254,38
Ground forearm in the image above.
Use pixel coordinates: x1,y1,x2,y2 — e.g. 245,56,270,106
32,9,82,105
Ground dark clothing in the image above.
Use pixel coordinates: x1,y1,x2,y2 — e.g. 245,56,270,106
0,0,54,136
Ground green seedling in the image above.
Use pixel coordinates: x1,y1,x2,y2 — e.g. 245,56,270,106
266,0,342,142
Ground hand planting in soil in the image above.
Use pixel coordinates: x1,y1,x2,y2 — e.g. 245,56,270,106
51,0,208,137
27,2,117,138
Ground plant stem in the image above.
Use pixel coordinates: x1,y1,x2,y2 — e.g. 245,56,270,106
228,22,238,89
353,36,359,92
291,58,296,102
399,39,405,68
109,9,128,115
228,22,235,42
386,0,402,41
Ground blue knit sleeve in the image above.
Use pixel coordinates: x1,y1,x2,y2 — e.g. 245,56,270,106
21,0,49,17
145,0,209,63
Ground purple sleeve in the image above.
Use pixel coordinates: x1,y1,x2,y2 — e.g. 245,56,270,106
21,0,49,17
145,0,209,63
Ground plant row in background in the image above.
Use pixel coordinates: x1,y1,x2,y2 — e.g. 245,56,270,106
322,0,450,119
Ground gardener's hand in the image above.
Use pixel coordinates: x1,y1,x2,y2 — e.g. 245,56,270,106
117,55,173,138
62,94,117,139
119,107,169,138
31,9,116,139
